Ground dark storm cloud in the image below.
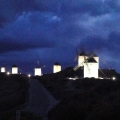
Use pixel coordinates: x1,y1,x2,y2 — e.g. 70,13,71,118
106,0,120,12
107,32,120,53
78,31,120,54
79,36,106,50
0,36,55,53
60,0,110,16
0,0,54,27
0,0,120,73
0,11,58,53
0,0,119,51
0,0,120,27
1,0,120,49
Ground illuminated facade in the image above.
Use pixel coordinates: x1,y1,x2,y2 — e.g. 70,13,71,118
12,65,18,74
84,58,98,78
34,67,42,76
78,51,87,66
1,67,6,73
53,62,61,73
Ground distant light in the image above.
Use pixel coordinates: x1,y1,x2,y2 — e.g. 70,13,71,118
112,77,116,80
28,74,31,77
67,77,78,80
7,72,10,75
68,77,72,80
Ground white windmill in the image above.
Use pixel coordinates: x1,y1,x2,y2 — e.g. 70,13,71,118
34,61,42,76
53,62,61,73
74,51,99,78
12,65,18,74
1,66,6,73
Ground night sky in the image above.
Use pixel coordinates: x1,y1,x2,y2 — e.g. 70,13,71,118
0,0,120,75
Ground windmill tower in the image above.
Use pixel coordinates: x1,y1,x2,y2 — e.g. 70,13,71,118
34,61,42,76
53,62,61,73
84,57,98,78
74,51,99,78
12,65,18,74
1,66,6,73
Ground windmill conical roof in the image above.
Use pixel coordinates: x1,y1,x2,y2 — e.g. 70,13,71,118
79,51,86,56
54,62,60,65
35,66,41,68
87,58,97,63
1,66,5,68
12,65,17,67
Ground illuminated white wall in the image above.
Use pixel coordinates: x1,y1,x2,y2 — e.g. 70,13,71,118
78,56,84,66
84,63,98,78
12,67,18,74
78,56,88,67
1,67,6,73
34,68,42,76
53,65,61,73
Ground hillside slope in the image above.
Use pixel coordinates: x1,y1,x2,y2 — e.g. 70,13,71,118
0,73,29,112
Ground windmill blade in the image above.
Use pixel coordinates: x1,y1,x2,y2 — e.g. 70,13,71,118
84,59,90,74
41,65,46,68
99,68,107,78
37,60,40,67
73,59,84,71
89,50,98,58
74,50,94,71
73,65,79,71
73,52,87,71
86,52,95,61
18,68,23,73
37,60,40,64
100,58,112,69
43,65,46,68
74,49,79,62
88,53,94,59
93,50,98,55
74,56,78,62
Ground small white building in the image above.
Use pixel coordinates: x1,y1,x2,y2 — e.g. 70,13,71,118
1,67,6,73
53,62,61,73
12,65,18,74
34,67,42,76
